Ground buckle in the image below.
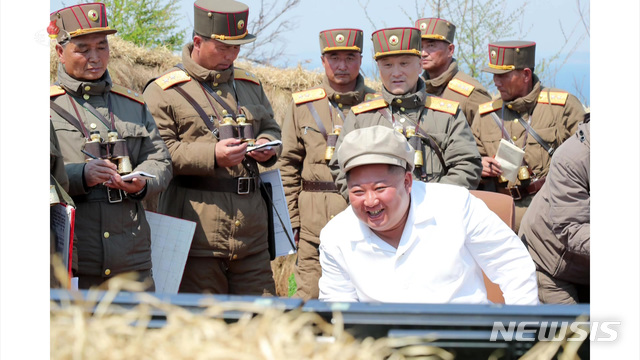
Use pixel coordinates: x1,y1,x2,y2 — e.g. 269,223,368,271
107,187,123,203
237,177,252,195
508,186,522,201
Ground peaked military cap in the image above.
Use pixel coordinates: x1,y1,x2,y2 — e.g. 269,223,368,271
48,3,117,44
415,18,456,44
483,40,536,74
371,27,421,60
194,0,256,45
319,28,364,54
338,125,415,173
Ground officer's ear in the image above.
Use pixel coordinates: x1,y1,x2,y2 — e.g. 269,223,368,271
55,43,66,64
522,68,533,84
193,34,204,51
447,43,455,58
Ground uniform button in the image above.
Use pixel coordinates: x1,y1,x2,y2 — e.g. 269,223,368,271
400,107,405,112
216,90,222,96
330,215,335,219
84,86,91,91
232,254,238,260
104,232,110,238
213,82,218,87
83,94,90,100
512,136,517,141
216,74,221,79
513,119,519,123
105,269,111,275
335,94,341,100
396,99,402,104
234,220,241,227
507,104,513,109
90,123,97,129
338,103,343,108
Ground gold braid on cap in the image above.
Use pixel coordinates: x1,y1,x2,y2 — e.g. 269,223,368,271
488,64,516,70
68,27,114,37
421,34,446,40
374,49,421,60
323,46,361,53
211,31,248,41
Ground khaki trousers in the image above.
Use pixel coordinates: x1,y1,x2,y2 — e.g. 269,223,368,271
537,270,590,304
294,236,321,301
179,251,275,295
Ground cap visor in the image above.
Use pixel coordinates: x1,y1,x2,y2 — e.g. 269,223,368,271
482,66,512,75
216,33,256,46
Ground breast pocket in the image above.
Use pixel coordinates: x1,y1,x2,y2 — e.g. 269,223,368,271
526,126,556,173
115,122,150,165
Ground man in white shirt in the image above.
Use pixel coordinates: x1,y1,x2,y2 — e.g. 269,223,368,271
318,126,539,305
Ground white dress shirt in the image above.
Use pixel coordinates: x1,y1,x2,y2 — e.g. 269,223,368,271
318,182,539,305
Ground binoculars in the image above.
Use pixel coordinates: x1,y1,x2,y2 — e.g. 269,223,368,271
498,165,531,183
324,125,342,162
218,112,255,145
83,130,132,175
394,125,424,168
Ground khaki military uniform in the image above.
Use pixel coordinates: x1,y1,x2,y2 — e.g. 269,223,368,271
143,44,280,295
471,76,584,231
277,75,376,300
334,79,482,197
519,120,590,304
421,60,492,126
50,66,173,287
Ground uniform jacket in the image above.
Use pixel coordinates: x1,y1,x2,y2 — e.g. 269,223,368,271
333,78,482,198
143,44,281,259
421,59,492,126
50,66,173,277
277,75,376,243
519,121,590,284
471,75,584,186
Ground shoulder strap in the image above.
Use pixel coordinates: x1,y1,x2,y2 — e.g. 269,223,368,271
353,98,387,114
50,100,87,136
447,78,475,97
173,86,217,135
110,84,144,104
377,108,447,176
425,96,459,115
305,102,328,141
292,88,326,105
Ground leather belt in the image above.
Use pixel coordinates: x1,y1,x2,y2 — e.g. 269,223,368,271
301,180,338,192
497,177,546,201
73,186,124,204
176,175,258,194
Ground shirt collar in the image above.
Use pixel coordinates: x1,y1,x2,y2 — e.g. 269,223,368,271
57,63,112,97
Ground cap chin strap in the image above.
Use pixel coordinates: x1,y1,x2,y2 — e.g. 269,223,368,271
323,46,361,53
67,27,115,37
488,63,516,71
374,49,421,60
211,31,248,41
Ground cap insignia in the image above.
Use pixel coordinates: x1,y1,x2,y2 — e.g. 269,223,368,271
389,35,399,46
490,50,497,59
237,19,245,30
336,34,345,43
88,10,99,22
419,22,427,31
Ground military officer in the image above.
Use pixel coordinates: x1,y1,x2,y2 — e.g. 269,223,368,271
415,18,492,125
471,41,584,232
277,29,377,301
49,3,173,290
143,0,281,295
332,27,482,196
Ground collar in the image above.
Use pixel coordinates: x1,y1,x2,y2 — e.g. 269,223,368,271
57,64,112,98
382,78,427,110
182,43,234,84
422,59,458,94
322,74,368,106
503,74,542,114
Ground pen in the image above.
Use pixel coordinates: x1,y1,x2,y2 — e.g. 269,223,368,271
81,149,100,160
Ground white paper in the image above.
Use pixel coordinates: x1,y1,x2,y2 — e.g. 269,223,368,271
121,171,157,181
247,140,283,153
495,139,526,183
146,211,196,294
260,169,297,257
